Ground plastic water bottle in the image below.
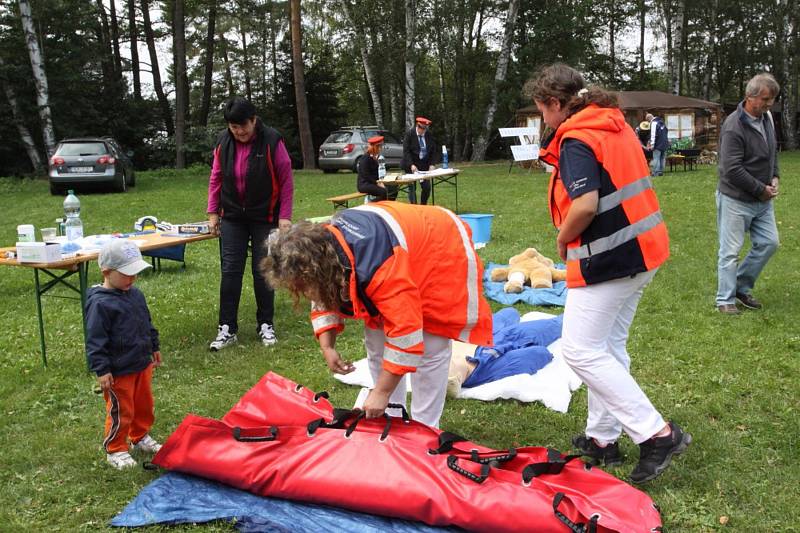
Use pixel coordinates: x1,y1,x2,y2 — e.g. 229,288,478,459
377,154,386,179
63,190,83,242
441,145,449,169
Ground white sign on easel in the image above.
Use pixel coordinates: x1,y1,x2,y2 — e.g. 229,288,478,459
499,127,540,161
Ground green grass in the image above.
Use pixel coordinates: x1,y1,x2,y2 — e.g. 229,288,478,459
1,155,798,531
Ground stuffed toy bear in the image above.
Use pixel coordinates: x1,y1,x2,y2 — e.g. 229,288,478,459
490,248,567,293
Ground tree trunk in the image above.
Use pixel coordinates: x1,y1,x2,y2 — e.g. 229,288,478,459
174,0,187,169
128,0,141,99
141,0,174,135
609,0,616,83
638,0,645,83
777,0,796,149
0,57,44,173
670,0,684,94
290,0,316,169
218,30,235,97
404,0,416,129
269,4,278,97
238,20,252,101
95,0,115,87
198,0,216,126
18,0,56,157
109,0,122,80
340,0,383,128
701,0,717,101
471,0,518,162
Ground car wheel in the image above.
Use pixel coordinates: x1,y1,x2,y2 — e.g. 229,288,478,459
49,181,62,196
115,170,127,193
352,156,363,173
128,170,136,187
322,168,338,174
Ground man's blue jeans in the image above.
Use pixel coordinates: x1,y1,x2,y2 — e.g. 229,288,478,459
650,149,666,176
715,191,779,305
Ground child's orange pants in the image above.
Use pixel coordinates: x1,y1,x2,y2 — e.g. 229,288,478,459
102,365,154,453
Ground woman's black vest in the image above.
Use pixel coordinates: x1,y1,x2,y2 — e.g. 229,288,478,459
217,119,283,223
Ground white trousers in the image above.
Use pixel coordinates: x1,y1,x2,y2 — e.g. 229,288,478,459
364,325,452,428
561,269,666,444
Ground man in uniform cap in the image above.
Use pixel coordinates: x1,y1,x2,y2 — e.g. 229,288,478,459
402,116,439,204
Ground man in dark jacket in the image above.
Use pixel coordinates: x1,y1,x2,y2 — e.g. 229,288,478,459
715,73,781,314
645,113,669,175
402,116,439,204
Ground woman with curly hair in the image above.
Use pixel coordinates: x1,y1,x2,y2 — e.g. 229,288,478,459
531,63,691,484
263,203,492,427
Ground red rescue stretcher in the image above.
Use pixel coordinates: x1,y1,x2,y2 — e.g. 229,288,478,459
153,372,662,532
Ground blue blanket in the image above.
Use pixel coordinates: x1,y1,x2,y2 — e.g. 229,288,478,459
483,262,568,307
112,472,458,532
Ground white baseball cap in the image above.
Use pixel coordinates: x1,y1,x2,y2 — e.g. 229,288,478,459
98,239,151,276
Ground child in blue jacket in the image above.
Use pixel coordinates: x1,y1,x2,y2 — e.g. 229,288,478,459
85,239,162,469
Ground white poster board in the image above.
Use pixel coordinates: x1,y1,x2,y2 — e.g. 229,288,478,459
499,127,540,161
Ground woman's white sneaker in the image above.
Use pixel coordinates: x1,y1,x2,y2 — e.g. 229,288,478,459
259,323,277,346
210,325,237,351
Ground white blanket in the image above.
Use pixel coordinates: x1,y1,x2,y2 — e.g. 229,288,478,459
334,311,583,413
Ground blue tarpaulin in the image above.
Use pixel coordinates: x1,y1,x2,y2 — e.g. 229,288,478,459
112,472,459,532
483,262,568,307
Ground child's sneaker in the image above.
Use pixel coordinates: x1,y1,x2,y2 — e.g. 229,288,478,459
132,434,162,454
210,325,237,351
258,323,277,346
107,451,137,469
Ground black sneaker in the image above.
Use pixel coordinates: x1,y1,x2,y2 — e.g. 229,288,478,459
629,421,692,484
571,435,624,466
736,292,762,310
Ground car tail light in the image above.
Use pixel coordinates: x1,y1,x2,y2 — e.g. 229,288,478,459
98,155,116,165
50,156,65,166
342,144,354,154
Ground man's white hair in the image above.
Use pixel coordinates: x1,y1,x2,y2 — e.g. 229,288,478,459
745,73,780,98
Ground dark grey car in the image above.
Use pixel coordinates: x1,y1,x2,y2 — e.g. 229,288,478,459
48,137,136,194
318,127,403,173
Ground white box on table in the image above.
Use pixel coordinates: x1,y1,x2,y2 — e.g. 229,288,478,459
16,242,62,263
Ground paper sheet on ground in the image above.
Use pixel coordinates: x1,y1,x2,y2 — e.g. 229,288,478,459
334,311,582,413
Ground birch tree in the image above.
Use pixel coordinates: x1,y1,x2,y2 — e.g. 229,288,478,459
0,56,43,172
17,0,55,156
291,0,315,168
404,0,416,129
471,0,519,162
670,0,685,94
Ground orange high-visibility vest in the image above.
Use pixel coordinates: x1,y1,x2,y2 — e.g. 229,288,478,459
310,202,493,375
539,105,669,288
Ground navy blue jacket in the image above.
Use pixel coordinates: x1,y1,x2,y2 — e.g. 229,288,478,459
652,117,669,152
85,285,160,377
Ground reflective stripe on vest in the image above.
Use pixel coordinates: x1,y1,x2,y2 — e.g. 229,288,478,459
596,175,654,214
437,207,481,342
353,205,408,251
386,329,424,350
384,346,422,369
566,211,664,261
311,313,343,331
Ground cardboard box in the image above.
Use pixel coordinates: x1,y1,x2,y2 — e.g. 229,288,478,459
16,242,62,263
177,222,210,235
